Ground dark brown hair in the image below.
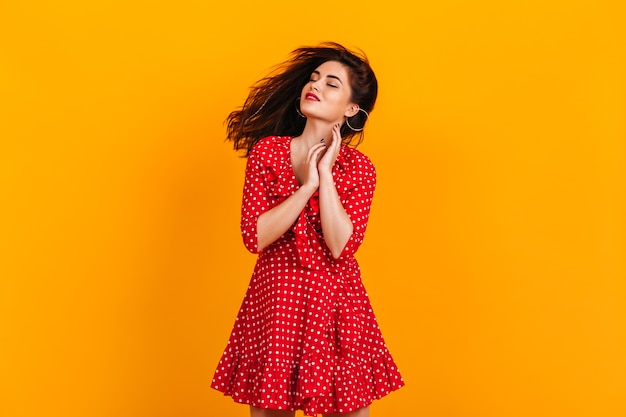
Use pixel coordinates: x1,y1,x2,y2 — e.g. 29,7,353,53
225,42,378,156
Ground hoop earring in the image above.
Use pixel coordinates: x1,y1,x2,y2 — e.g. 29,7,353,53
295,98,306,118
345,108,369,132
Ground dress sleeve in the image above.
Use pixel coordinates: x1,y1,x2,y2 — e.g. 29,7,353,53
335,155,377,259
240,146,269,254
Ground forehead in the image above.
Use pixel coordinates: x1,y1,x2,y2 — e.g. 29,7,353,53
313,60,349,78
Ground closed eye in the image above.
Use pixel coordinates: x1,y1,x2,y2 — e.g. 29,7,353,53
309,70,341,88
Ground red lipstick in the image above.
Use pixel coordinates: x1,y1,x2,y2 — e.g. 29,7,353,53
305,93,319,101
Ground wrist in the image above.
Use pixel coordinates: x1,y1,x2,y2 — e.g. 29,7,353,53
318,170,334,182
299,182,318,195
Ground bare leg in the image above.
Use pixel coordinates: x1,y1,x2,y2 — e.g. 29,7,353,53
249,406,295,417
323,406,370,417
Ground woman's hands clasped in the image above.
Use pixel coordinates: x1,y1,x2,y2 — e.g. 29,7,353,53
300,123,342,190
317,123,342,175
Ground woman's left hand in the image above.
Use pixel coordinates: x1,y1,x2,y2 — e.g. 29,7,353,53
317,123,342,174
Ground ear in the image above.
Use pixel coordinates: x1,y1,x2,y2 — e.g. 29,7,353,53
344,104,359,118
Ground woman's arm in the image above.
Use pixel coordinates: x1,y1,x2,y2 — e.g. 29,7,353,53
253,142,327,252
255,183,315,251
318,170,354,258
317,124,354,258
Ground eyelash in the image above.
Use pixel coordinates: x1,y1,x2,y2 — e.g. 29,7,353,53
309,78,338,88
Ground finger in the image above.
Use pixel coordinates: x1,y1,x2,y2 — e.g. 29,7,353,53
308,142,326,155
326,125,338,152
332,123,342,147
307,143,327,162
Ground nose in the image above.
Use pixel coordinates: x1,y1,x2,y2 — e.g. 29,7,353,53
311,79,320,91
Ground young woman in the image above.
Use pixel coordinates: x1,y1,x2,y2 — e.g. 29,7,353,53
211,42,404,417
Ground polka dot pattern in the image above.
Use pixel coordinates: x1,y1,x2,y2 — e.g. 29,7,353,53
211,136,404,416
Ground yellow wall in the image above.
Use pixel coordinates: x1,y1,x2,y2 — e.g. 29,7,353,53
1,1,625,416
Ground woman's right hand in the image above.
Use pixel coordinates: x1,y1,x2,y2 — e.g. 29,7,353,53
301,142,327,191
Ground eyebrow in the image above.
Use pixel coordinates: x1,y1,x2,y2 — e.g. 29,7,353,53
312,70,343,84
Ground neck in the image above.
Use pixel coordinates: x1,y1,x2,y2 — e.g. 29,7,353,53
295,119,341,147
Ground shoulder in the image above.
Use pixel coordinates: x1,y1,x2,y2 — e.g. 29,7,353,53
247,136,292,176
339,145,376,176
249,135,291,158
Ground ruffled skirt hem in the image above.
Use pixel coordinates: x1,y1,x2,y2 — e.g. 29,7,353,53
211,349,404,416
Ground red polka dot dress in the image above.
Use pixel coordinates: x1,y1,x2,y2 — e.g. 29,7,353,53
211,136,404,416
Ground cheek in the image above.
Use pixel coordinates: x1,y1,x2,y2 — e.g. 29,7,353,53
331,93,351,109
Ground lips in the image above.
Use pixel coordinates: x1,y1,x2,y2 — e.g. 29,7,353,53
305,92,320,101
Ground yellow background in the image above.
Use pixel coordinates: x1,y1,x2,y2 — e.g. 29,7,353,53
1,1,625,416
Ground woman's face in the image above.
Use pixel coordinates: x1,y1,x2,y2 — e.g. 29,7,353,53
299,60,358,123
